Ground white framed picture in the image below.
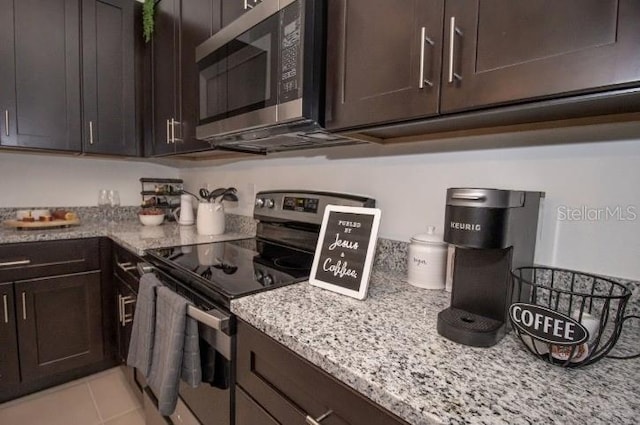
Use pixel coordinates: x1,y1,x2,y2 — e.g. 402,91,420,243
309,205,382,300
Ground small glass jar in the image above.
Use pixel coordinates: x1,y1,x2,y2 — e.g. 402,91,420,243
407,226,447,289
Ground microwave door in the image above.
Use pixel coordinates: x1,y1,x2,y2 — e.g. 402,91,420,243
198,13,280,138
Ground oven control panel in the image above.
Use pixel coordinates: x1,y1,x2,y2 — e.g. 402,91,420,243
253,191,375,225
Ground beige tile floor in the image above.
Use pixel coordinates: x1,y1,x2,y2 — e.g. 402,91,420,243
0,367,143,425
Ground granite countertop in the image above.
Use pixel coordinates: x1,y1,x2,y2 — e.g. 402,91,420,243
231,270,640,425
0,219,253,255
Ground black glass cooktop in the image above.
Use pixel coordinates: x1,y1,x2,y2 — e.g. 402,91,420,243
147,239,314,301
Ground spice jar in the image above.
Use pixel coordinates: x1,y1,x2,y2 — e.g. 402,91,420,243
407,226,447,289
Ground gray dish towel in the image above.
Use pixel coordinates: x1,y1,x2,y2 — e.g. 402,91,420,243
147,285,202,415
126,273,161,376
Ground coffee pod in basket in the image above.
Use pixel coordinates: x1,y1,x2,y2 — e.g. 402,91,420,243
551,343,590,363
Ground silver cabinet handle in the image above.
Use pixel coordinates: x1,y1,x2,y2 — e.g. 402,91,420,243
305,410,333,425
89,121,95,145
0,259,31,267
122,296,136,325
170,118,181,144
419,27,435,89
117,294,124,325
166,119,171,144
21,292,27,321
448,16,463,83
4,110,8,137
2,294,8,324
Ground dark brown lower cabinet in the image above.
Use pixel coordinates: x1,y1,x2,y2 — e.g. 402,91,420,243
0,282,20,391
0,238,115,402
236,320,410,425
15,271,104,382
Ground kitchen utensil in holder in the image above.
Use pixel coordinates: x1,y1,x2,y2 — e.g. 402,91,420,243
511,266,639,368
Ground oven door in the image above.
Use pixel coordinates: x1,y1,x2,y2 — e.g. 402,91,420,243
139,266,235,425
176,319,233,425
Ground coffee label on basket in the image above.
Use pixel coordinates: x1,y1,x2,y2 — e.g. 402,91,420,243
509,303,589,345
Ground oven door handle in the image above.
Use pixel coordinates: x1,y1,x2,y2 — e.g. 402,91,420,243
187,305,230,335
136,262,232,335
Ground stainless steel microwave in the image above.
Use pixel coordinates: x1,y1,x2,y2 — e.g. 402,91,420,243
195,0,358,154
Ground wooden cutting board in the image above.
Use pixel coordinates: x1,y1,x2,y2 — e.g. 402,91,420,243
3,219,81,230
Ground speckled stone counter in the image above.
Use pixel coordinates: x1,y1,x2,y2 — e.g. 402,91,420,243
231,270,640,425
0,218,254,255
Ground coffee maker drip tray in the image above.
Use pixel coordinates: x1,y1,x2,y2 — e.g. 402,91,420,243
437,307,507,347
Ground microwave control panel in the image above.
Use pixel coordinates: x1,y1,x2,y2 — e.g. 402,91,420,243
280,1,302,102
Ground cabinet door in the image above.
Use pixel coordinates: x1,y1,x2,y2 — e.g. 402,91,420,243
176,0,220,153
16,271,104,382
82,0,138,156
221,0,248,27
0,0,81,151
325,0,444,131
441,0,640,113
0,283,20,391
236,386,281,425
151,0,179,156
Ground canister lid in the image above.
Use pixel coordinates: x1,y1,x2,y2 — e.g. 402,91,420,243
410,226,446,245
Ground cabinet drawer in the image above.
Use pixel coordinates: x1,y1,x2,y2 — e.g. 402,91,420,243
237,320,409,425
0,239,100,282
113,244,142,291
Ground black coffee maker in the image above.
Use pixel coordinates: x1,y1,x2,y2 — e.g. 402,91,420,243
437,188,544,347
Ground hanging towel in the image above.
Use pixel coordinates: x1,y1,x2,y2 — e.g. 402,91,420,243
147,286,202,415
126,273,161,376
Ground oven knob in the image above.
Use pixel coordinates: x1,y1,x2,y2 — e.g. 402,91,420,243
264,198,275,209
255,270,264,282
263,274,274,286
255,198,265,208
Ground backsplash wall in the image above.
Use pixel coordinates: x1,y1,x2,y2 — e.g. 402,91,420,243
0,152,178,207
181,136,640,281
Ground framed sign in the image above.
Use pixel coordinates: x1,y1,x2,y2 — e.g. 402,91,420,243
309,205,382,300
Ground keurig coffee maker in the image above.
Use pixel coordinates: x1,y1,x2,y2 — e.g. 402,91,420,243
437,188,544,347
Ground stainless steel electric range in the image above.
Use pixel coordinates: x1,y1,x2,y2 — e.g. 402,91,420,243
142,190,375,425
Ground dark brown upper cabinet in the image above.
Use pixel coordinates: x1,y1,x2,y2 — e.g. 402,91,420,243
326,0,640,133
325,0,445,131
82,0,138,156
0,282,20,392
0,0,139,155
147,0,220,156
0,0,82,152
440,0,640,113
221,0,262,27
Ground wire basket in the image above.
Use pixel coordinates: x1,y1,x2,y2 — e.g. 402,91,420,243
510,267,639,368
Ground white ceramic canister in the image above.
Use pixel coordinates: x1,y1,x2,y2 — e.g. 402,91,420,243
196,201,225,236
407,226,448,289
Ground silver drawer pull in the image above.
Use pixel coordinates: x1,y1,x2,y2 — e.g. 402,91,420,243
305,410,333,425
0,258,31,267
4,110,8,137
117,261,137,272
3,294,8,324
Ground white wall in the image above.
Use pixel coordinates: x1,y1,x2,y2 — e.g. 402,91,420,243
0,152,179,207
180,128,640,280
